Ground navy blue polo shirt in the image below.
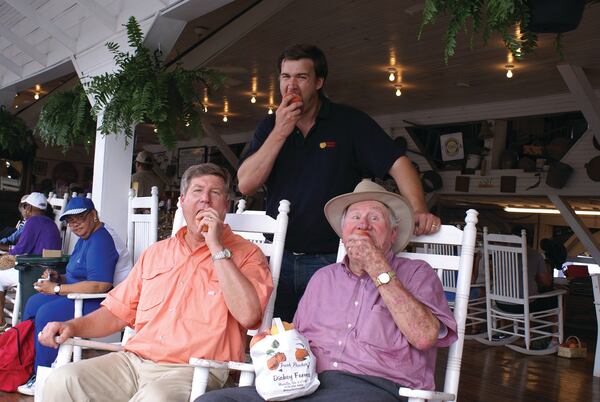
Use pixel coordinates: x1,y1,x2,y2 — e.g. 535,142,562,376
242,97,404,254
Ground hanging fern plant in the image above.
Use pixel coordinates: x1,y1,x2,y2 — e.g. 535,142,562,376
0,106,35,157
420,0,594,64
86,16,225,149
36,83,97,152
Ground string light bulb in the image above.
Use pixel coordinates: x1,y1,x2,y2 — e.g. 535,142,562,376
394,84,402,97
250,93,257,103
34,92,40,100
268,107,273,115
505,64,514,79
387,68,396,82
222,115,228,123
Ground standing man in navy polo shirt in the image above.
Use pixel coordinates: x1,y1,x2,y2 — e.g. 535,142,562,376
238,44,441,321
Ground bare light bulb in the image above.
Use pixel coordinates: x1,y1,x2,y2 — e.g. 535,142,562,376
34,92,40,100
203,105,208,113
506,68,513,78
268,107,273,115
153,127,158,133
388,71,396,81
222,115,228,122
185,121,190,127
250,95,256,104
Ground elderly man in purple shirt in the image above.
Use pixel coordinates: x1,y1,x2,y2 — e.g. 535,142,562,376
197,180,456,402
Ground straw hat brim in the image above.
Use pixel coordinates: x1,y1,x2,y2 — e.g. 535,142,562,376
324,188,414,253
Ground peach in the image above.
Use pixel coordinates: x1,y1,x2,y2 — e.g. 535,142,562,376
295,348,309,361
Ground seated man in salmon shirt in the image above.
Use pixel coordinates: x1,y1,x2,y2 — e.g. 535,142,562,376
39,163,273,402
197,179,456,402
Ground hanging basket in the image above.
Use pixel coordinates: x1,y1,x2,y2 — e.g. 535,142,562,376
529,0,586,33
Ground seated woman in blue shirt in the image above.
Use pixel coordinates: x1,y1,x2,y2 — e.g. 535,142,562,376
17,197,118,396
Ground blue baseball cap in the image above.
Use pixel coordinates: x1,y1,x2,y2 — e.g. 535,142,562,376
59,197,95,221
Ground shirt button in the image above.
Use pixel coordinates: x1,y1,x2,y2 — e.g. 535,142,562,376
338,340,342,346
347,323,352,328
354,301,358,306
168,308,174,312
159,335,164,340
332,362,338,368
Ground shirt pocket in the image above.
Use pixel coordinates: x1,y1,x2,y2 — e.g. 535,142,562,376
137,265,173,322
356,304,400,349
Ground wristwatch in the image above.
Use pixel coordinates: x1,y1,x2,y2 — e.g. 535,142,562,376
212,248,232,261
374,271,396,287
53,285,61,295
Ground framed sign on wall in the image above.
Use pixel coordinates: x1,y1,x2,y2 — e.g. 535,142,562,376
178,146,207,178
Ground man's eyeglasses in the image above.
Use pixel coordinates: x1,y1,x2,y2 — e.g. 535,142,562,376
65,211,90,225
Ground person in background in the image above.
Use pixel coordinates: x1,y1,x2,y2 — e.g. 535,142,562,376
237,43,441,321
39,163,273,402
198,180,456,402
496,226,555,312
15,197,119,396
131,151,162,197
0,194,29,249
0,193,61,333
540,237,567,277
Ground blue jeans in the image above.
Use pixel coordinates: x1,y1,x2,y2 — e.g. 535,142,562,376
273,251,337,322
23,293,103,373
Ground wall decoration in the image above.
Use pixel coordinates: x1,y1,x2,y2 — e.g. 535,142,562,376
440,132,464,161
178,146,207,178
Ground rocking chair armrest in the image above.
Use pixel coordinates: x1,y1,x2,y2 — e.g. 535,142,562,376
188,358,254,373
67,293,109,300
189,358,255,402
529,289,566,299
398,387,455,401
56,336,123,352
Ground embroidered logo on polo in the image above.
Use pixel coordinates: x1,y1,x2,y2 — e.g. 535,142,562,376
319,141,336,149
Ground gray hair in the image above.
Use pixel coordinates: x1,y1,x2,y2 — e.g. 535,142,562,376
180,163,232,198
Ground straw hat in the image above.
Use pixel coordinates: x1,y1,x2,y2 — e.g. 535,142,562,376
324,179,414,253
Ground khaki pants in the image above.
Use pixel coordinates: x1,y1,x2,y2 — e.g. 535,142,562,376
43,351,228,402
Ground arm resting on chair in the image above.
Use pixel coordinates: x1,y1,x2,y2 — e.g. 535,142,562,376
38,306,127,349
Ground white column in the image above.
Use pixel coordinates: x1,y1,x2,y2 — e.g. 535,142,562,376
91,112,133,241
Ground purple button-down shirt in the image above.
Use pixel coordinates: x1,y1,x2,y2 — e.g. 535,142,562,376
293,252,457,390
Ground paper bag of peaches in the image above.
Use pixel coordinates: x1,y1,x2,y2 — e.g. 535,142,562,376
249,317,319,401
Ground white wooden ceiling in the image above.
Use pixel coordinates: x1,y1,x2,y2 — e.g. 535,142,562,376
4,0,600,136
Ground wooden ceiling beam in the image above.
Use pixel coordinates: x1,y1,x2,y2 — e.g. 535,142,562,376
548,194,600,265
4,0,76,52
77,0,118,32
179,0,294,69
0,25,47,66
557,64,600,143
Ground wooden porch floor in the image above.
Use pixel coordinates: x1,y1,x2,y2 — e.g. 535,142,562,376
1,339,598,401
